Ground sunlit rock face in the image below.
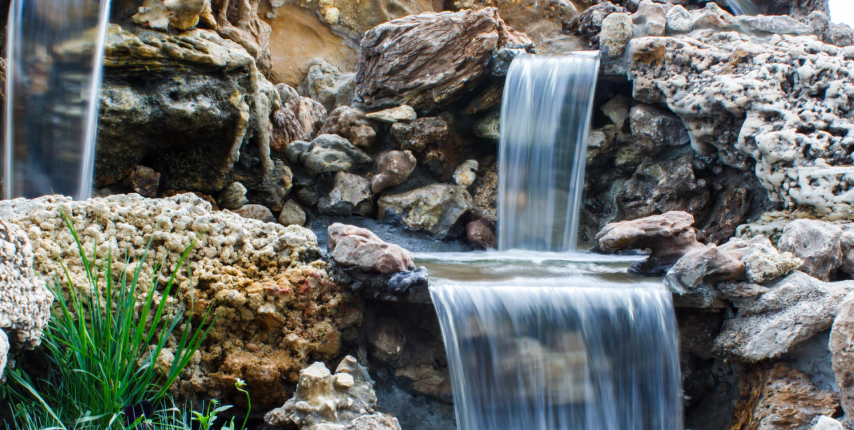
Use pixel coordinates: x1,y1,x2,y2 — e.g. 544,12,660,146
0,194,361,409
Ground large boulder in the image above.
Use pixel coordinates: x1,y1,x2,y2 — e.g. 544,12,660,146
354,8,533,111
328,223,415,275
377,184,473,237
0,194,360,409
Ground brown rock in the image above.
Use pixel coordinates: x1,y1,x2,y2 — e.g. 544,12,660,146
391,117,449,154
231,204,275,223
618,154,712,223
462,81,504,115
278,199,306,227
595,211,704,275
466,219,496,250
355,8,533,110
270,97,328,156
319,106,377,148
371,151,417,194
368,317,406,364
700,187,751,245
122,165,160,197
391,115,472,180
211,0,272,72
730,364,838,430
328,223,416,274
472,163,498,222
778,219,843,281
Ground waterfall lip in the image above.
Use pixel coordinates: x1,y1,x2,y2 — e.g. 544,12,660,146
414,249,646,264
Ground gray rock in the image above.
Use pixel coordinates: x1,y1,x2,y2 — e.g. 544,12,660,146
576,2,622,39
365,105,417,124
278,200,307,227
737,14,813,35
691,3,739,31
629,104,689,154
666,5,693,34
473,111,500,140
387,267,429,294
298,58,356,112
292,134,373,177
618,154,711,222
121,165,161,198
600,13,633,58
713,272,854,362
778,220,843,281
231,204,275,223
631,0,665,38
812,416,844,430
665,244,745,297
831,296,854,429
840,225,854,277
378,184,473,237
371,151,417,194
318,172,374,217
218,182,249,210
453,160,479,188
807,12,854,47
718,236,802,284
601,95,630,130
275,83,299,106
319,106,377,148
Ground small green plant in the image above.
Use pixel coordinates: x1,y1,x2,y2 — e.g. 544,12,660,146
191,379,253,430
4,212,216,429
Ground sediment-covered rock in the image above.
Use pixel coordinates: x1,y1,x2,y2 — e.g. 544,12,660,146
377,184,473,237
830,293,854,426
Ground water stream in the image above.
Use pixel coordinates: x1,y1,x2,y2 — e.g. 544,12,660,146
3,0,111,200
430,53,683,430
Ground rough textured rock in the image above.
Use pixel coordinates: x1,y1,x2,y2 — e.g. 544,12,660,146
778,220,843,281
0,220,52,356
211,0,272,73
813,416,845,430
600,13,633,58
719,236,802,284
377,184,473,237
318,172,373,217
665,244,745,298
629,104,690,155
264,356,401,430
595,211,705,275
133,0,216,31
232,203,275,223
328,223,415,275
371,151,417,194
365,105,417,123
830,293,854,427
390,115,472,180
287,134,373,177
666,5,693,34
355,9,533,110
452,160,479,188
617,155,711,222
270,97,328,157
713,272,854,362
576,2,622,43
298,59,357,112
279,200,307,227
466,219,496,250
631,0,665,38
623,6,854,215
472,163,498,222
319,106,377,148
121,165,161,198
0,195,360,409
218,182,249,210
473,111,500,140
730,364,838,430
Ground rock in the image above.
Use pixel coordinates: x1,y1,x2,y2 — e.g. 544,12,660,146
601,95,630,130
378,184,473,237
211,0,272,73
218,182,249,210
235,159,294,212
288,97,328,144
276,83,299,105
576,2,622,40
713,272,854,362
290,134,373,176
752,0,830,20
466,219,496,250
298,58,356,111
121,165,161,198
391,115,472,180
831,294,854,427
462,81,504,115
391,116,449,154
841,226,854,277
664,244,745,298
472,163,498,222
132,0,216,31
717,281,770,298
631,1,665,38
264,356,400,430
812,416,845,430
599,13,633,58
354,9,533,110
0,194,359,409
278,200,307,227
453,160,479,188
737,15,813,36
473,111,500,140
161,190,219,211
371,151,417,194
691,3,739,31
699,186,751,245
730,364,838,430
365,105,417,123
387,267,430,294
807,12,854,48
778,220,843,281
718,236,802,284
595,211,705,275
629,104,689,155
665,5,693,34
367,317,406,363
231,204,275,223
318,172,373,217
618,155,711,222
328,223,415,274
0,220,52,358
319,106,377,148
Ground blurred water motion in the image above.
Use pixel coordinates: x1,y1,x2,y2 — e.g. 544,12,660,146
4,0,111,199
497,53,599,252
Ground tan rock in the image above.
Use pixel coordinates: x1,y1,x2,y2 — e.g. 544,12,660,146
328,223,415,274
319,106,377,148
132,0,216,31
365,105,417,123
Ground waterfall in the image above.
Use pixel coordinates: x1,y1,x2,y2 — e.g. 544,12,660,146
430,52,683,430
498,53,599,252
3,0,111,200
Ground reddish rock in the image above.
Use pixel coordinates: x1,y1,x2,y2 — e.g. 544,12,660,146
466,220,496,250
328,223,415,274
371,150,417,193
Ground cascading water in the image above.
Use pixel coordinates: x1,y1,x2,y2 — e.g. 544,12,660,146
4,0,112,200
498,53,599,252
429,52,683,430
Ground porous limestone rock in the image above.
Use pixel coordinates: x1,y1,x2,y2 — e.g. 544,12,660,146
830,293,854,426
132,0,216,31
623,5,854,216
778,219,843,281
354,8,533,110
264,356,401,430
319,107,377,148
328,223,415,275
377,184,473,237
0,220,52,358
718,236,802,284
365,105,417,124
371,151,417,194
453,160,479,188
231,203,275,223
629,104,690,155
600,13,633,58
298,59,356,112
730,363,838,430
287,134,372,177
279,200,307,227
713,272,854,362
318,172,373,217
0,194,359,409
121,165,161,198
666,5,692,34
595,211,705,275
218,182,249,210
